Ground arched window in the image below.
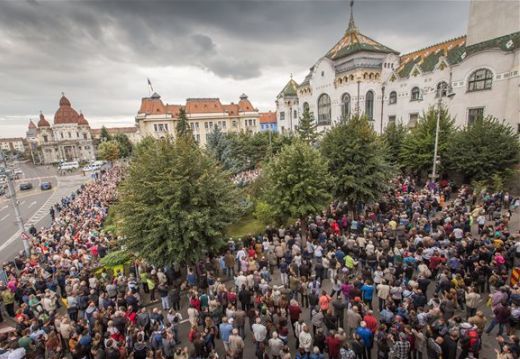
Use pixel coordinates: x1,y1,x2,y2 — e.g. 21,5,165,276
389,91,397,105
341,93,351,119
468,68,493,92
303,102,309,112
437,81,448,97
411,87,421,101
365,91,374,120
317,93,331,125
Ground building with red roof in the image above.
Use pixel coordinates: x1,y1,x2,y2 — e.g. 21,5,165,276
136,93,261,146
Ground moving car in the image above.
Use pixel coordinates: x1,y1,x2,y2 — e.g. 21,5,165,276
58,161,80,170
19,182,33,191
40,181,52,190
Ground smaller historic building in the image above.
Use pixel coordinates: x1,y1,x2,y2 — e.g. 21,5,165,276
0,138,27,154
27,95,96,164
136,93,261,146
259,111,277,132
90,127,140,144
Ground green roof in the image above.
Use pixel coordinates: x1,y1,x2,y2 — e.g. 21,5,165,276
466,31,520,56
278,79,298,98
398,57,421,78
420,51,444,72
326,30,398,61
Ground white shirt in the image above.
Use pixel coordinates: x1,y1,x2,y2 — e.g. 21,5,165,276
252,323,267,342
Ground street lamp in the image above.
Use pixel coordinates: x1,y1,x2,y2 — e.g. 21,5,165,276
431,84,455,182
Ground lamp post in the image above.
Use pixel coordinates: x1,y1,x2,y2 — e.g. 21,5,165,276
431,84,455,182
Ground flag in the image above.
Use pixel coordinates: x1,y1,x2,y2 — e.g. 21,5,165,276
147,78,154,92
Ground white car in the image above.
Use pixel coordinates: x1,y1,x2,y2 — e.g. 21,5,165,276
59,161,80,170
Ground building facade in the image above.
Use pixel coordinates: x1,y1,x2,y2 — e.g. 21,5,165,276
27,95,96,164
276,0,520,133
0,138,27,154
259,111,277,132
136,93,261,146
91,127,140,144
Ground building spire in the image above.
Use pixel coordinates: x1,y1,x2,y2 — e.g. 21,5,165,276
347,0,357,33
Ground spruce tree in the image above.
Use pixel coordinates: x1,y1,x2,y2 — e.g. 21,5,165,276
297,107,318,144
176,108,191,138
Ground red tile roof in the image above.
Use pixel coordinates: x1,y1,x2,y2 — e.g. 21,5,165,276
37,113,50,127
259,111,276,124
28,120,36,129
54,95,80,125
223,103,240,116
185,98,224,114
77,113,89,126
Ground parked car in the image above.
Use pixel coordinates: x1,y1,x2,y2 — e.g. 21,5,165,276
19,182,33,191
58,161,80,170
40,181,52,190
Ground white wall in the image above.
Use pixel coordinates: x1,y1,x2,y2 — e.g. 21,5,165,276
466,0,520,46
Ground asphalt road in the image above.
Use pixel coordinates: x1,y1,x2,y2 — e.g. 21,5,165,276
0,161,88,261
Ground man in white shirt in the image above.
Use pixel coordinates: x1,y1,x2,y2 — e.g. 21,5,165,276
252,317,267,346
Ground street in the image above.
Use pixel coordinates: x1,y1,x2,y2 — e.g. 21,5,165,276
0,161,89,261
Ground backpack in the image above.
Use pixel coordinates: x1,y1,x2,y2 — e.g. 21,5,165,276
468,330,480,352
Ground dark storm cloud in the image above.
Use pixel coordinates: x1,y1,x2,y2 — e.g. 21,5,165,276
0,0,469,136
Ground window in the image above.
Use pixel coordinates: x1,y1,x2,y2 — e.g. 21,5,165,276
468,68,493,92
317,93,331,125
43,135,48,143
83,133,87,140
195,134,200,142
204,122,209,129
232,120,237,127
303,102,309,112
293,110,297,119
408,113,419,128
389,91,397,105
195,122,199,129
253,119,256,126
154,124,158,132
467,107,484,126
209,122,213,128
437,81,448,97
76,132,79,138
190,123,195,130
365,91,374,120
158,124,164,131
68,132,71,138
164,124,169,131
279,112,285,121
222,121,226,129
411,87,421,101
60,132,64,139
388,115,396,123
84,146,90,150
341,93,351,119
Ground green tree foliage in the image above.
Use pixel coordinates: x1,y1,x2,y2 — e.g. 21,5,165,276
116,137,238,266
382,122,408,166
113,133,133,158
400,107,455,178
262,140,331,224
98,140,120,162
207,131,296,174
206,126,228,163
297,107,318,144
321,115,393,210
446,116,520,181
176,108,191,137
100,126,112,142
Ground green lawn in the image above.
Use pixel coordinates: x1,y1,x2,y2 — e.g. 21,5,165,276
226,215,264,239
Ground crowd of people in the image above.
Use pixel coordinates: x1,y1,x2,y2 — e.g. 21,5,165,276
0,170,519,359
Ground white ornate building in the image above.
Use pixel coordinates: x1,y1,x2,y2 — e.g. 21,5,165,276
136,93,261,146
276,0,519,133
27,95,96,164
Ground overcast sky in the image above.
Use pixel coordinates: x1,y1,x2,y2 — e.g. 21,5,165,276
0,0,470,137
